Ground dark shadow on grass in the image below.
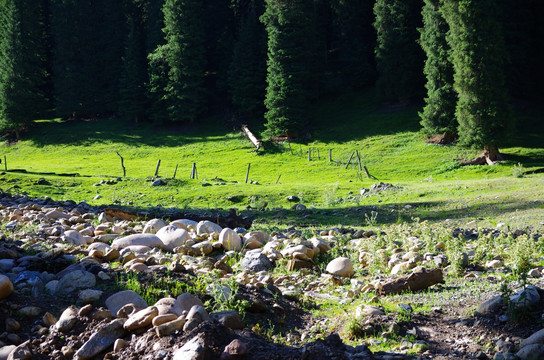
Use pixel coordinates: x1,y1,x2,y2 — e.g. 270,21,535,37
25,116,242,148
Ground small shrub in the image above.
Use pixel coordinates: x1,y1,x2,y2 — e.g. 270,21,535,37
512,163,524,178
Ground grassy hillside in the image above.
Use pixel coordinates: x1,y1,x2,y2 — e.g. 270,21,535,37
1,90,543,230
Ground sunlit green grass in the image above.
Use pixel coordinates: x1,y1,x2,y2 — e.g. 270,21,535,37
1,89,542,229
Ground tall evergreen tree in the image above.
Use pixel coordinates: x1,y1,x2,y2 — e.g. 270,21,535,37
418,0,456,135
162,0,207,122
0,0,48,137
373,0,424,103
330,0,376,91
261,0,318,137
119,9,148,123
441,0,511,157
228,0,267,119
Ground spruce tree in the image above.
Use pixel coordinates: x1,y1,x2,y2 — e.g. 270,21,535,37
162,0,207,122
373,0,424,103
418,0,456,135
119,14,148,123
441,0,511,157
228,0,267,119
0,0,47,137
330,0,376,91
261,0,318,137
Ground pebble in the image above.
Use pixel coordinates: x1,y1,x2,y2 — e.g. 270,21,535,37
0,275,14,299
124,306,159,331
55,305,79,332
105,290,148,315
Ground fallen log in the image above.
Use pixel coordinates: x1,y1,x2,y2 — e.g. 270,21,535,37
241,125,262,150
377,267,444,296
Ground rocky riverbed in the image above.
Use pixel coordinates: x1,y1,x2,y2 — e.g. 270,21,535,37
1,193,544,360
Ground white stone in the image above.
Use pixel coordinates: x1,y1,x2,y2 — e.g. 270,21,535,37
156,225,190,252
142,218,168,234
170,219,198,231
220,228,242,251
105,290,148,316
111,234,164,250
196,220,222,235
325,257,354,277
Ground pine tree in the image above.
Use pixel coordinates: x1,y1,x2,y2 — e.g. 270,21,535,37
162,0,207,122
119,12,148,123
418,0,456,135
228,0,267,119
0,0,48,137
441,0,511,157
330,0,376,91
373,0,424,103
261,0,318,137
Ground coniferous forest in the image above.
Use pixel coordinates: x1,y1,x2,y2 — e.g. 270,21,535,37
0,0,543,153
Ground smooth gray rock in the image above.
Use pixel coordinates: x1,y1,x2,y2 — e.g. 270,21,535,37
516,344,544,360
142,218,168,234
111,234,164,250
105,290,148,316
219,228,242,251
521,328,544,348
173,335,210,360
177,293,204,313
62,230,86,246
510,286,540,310
156,226,190,252
155,297,183,316
55,305,79,332
240,250,273,272
196,221,222,235
210,310,244,330
0,345,16,360
78,289,103,304
75,319,127,360
56,270,96,294
475,295,503,316
183,305,210,332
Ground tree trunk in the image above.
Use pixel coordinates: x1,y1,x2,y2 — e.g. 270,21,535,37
483,145,502,161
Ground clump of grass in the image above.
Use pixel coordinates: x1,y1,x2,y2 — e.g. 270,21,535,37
512,163,525,178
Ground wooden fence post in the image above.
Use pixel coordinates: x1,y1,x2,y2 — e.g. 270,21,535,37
116,152,126,177
173,164,178,179
245,163,251,184
308,148,311,161
154,160,161,177
3,155,6,171
329,149,332,163
345,151,355,169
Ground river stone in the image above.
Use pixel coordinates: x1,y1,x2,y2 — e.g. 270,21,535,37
17,306,41,317
111,234,164,250
173,335,210,360
240,250,273,272
183,305,210,332
152,314,178,327
210,310,244,330
142,219,168,234
87,242,111,254
326,257,354,277
309,237,331,253
243,231,269,247
475,295,503,315
510,286,540,310
0,275,14,299
196,221,222,235
170,219,198,231
177,293,204,313
45,210,70,219
219,228,242,251
78,289,103,304
156,225,190,252
105,290,148,316
155,316,186,337
516,344,544,360
521,328,544,348
155,297,183,316
223,339,247,357
0,345,16,360
6,340,32,360
75,319,127,360
120,245,152,255
62,230,86,246
56,270,96,294
193,241,213,255
124,306,158,331
0,259,16,272
56,305,79,332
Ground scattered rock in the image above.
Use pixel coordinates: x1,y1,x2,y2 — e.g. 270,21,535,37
325,257,354,277
220,228,242,251
56,270,96,294
240,250,273,272
0,275,14,299
196,221,222,235
75,319,127,360
111,234,164,250
55,305,79,332
105,290,148,316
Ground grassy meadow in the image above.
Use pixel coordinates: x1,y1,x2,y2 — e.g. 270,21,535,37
1,90,543,230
